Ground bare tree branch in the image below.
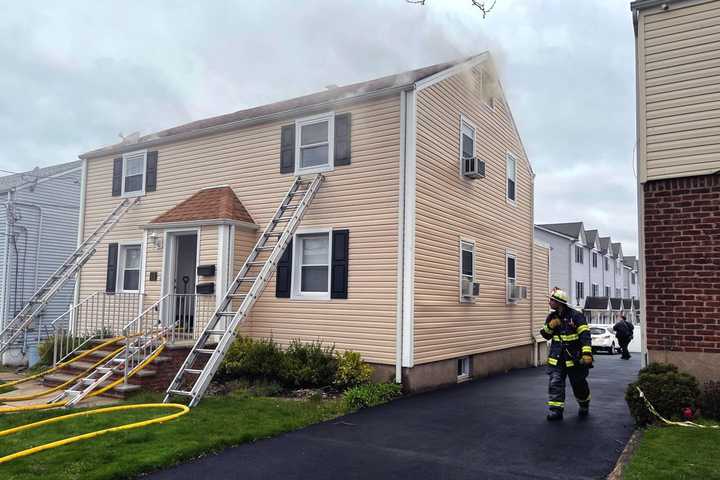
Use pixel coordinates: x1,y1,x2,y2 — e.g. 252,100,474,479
406,0,497,18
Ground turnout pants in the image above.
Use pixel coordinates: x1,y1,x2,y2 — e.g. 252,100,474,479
618,338,631,359
547,365,590,411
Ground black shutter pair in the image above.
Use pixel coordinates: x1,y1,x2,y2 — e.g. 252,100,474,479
112,151,158,196
280,113,351,173
276,229,349,299
106,243,119,293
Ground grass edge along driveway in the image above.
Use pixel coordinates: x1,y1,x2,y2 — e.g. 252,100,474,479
623,422,720,480
0,390,348,480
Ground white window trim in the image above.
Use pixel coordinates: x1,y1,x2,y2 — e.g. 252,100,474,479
294,112,335,175
121,150,147,198
458,115,477,179
592,251,598,269
457,356,470,382
290,227,332,301
592,283,599,297
459,238,476,304
506,250,517,304
117,241,144,293
506,151,518,206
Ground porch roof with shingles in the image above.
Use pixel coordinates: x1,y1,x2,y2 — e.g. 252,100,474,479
150,186,255,225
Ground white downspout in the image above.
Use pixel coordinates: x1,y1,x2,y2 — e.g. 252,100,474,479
73,159,88,309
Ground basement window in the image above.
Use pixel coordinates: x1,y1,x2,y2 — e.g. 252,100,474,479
457,356,470,381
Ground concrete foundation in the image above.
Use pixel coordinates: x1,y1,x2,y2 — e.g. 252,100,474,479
648,350,720,383
402,344,536,393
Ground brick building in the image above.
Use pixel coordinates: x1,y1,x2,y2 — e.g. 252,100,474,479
632,0,720,381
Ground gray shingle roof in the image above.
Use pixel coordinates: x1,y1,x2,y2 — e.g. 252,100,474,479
611,242,623,258
623,256,637,269
622,299,633,310
610,298,623,310
584,296,610,310
0,161,81,193
633,299,640,310
599,237,612,255
537,222,585,240
81,54,484,159
585,229,599,248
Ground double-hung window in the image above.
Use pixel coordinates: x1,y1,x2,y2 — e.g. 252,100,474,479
631,273,636,285
604,285,611,297
118,244,142,292
292,231,331,299
506,153,517,203
122,151,146,196
575,281,584,303
506,253,517,302
295,113,334,174
615,288,621,298
604,257,609,271
461,119,475,162
592,252,598,268
460,240,475,301
591,283,599,297
575,245,584,264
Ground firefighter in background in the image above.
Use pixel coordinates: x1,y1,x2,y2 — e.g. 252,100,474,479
540,288,593,421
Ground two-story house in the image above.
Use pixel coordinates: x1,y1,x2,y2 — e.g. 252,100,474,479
70,52,551,392
632,0,720,380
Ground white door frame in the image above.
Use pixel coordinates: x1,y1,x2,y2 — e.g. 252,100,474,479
160,228,200,327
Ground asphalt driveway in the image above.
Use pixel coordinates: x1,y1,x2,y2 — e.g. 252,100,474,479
145,355,640,480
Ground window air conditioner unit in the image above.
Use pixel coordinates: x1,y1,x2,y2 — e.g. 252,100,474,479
462,156,486,179
462,278,481,298
508,285,528,301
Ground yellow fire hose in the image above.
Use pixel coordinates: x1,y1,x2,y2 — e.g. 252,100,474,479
0,342,191,466
0,403,189,465
0,336,124,389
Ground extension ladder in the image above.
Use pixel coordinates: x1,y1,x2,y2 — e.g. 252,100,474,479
0,197,140,355
164,174,324,407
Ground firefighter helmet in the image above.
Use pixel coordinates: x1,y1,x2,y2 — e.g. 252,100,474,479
549,288,569,305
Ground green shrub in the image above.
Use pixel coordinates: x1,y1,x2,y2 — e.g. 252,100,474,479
343,383,402,410
639,362,678,376
281,339,337,388
626,363,700,426
217,336,285,382
334,351,373,390
701,381,720,420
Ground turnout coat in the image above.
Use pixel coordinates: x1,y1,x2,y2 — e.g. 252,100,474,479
539,308,592,368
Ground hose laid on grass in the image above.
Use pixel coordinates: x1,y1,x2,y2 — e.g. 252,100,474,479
0,403,189,465
636,386,720,429
0,337,124,389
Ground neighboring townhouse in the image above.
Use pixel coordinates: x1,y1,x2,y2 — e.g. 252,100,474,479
72,52,550,392
533,222,590,308
0,161,82,365
632,0,720,380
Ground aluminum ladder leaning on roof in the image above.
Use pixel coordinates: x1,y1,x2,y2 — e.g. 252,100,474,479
164,174,325,407
0,197,140,355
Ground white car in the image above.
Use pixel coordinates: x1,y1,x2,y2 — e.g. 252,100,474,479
589,325,617,354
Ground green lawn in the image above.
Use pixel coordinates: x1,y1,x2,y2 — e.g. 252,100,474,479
624,423,720,480
0,391,348,479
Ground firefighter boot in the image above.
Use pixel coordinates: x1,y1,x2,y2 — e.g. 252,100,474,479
579,405,589,418
546,409,563,421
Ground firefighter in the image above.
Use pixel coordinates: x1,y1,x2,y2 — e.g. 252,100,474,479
540,288,593,421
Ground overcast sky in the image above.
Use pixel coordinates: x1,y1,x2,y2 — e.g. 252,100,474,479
0,0,638,254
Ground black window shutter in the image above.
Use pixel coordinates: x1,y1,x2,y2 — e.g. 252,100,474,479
146,151,158,192
331,229,349,299
280,124,295,174
275,239,293,298
334,113,351,166
112,158,123,196
106,243,119,293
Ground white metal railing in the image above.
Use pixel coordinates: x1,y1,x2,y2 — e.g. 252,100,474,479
47,291,142,366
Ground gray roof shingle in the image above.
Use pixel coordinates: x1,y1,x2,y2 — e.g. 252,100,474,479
0,161,81,193
585,229,599,248
610,298,623,310
599,237,612,255
584,296,610,310
537,222,585,240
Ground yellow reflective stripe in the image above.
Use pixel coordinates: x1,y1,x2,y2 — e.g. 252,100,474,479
543,325,553,334
577,324,589,334
582,346,592,353
547,401,564,407
547,358,558,366
565,360,575,367
553,334,579,341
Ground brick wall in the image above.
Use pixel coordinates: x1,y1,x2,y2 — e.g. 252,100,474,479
643,173,720,354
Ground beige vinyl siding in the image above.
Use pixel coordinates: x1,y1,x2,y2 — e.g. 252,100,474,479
413,64,536,365
232,227,259,334
78,95,401,364
638,0,720,181
532,242,550,337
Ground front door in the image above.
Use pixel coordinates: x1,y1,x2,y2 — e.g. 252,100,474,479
167,233,198,337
